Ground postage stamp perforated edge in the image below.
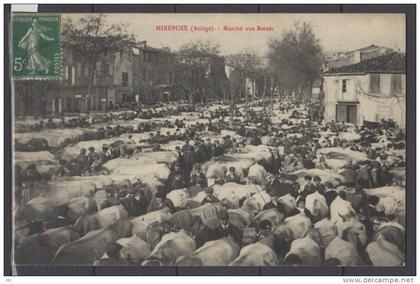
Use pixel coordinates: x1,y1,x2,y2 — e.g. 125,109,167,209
11,13,62,81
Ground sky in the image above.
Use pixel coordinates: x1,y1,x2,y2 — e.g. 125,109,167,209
64,13,406,56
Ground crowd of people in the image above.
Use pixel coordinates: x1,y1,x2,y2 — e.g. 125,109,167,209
14,98,406,266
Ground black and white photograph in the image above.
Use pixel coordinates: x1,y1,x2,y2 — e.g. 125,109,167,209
4,6,415,275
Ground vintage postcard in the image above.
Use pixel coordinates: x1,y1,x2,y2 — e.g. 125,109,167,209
9,12,408,269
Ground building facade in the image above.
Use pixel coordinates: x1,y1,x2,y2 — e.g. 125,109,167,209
132,43,175,103
322,52,406,128
326,45,395,71
34,42,178,114
45,44,134,115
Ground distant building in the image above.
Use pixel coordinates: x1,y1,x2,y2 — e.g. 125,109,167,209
326,45,395,71
45,44,134,114
132,42,175,103
39,42,176,115
322,52,406,128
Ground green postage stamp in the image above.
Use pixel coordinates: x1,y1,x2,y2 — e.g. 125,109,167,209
11,14,61,79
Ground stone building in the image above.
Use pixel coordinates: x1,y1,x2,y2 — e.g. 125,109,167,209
132,43,175,103
322,52,406,128
326,44,395,71
44,44,134,114
17,41,177,115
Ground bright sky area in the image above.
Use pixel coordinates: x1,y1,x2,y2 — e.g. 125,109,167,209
64,13,406,56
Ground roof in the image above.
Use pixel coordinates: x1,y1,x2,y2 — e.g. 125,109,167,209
132,43,172,55
323,52,406,76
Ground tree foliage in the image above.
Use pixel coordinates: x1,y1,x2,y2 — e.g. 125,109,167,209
226,49,263,119
62,14,135,112
226,49,263,82
174,40,221,104
267,22,324,99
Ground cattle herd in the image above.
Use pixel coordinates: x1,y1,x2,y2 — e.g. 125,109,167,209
13,99,406,267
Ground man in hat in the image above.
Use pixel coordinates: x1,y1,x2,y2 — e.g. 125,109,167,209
167,162,187,190
182,138,196,177
302,153,315,169
309,175,325,195
222,135,233,149
212,140,224,157
323,182,338,207
340,161,356,187
287,196,314,222
201,187,219,205
263,190,286,214
194,209,242,248
87,146,100,173
75,148,88,175
190,164,208,188
205,138,214,160
225,166,241,184
99,145,109,164
119,187,148,217
147,187,175,213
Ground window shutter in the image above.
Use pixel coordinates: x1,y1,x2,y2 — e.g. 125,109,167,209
370,74,380,93
391,74,402,94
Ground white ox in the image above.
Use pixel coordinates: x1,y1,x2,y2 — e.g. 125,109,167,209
15,127,97,149
15,151,59,176
176,237,240,266
230,243,279,266
186,183,262,209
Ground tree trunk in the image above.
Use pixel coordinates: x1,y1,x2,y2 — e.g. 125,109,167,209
87,60,97,114
189,91,193,104
262,77,267,112
230,81,234,128
244,76,249,121
269,85,274,114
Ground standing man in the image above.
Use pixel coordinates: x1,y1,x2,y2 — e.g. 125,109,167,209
182,138,196,178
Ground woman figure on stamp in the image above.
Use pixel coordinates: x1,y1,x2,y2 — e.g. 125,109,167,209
18,18,55,74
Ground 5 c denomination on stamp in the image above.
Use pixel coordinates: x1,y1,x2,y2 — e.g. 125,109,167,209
11,14,61,80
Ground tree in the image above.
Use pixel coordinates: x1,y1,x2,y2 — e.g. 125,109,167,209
267,22,324,104
226,49,263,120
62,14,135,113
174,40,220,104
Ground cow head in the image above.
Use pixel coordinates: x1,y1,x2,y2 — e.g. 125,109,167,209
340,219,367,249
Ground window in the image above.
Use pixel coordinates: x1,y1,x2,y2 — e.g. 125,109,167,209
71,67,75,86
65,66,69,80
67,66,74,84
104,63,111,76
143,69,147,80
370,74,380,93
391,74,402,94
122,72,129,87
342,79,347,93
66,98,72,112
77,62,82,78
84,64,89,77
149,70,152,81
97,62,102,74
